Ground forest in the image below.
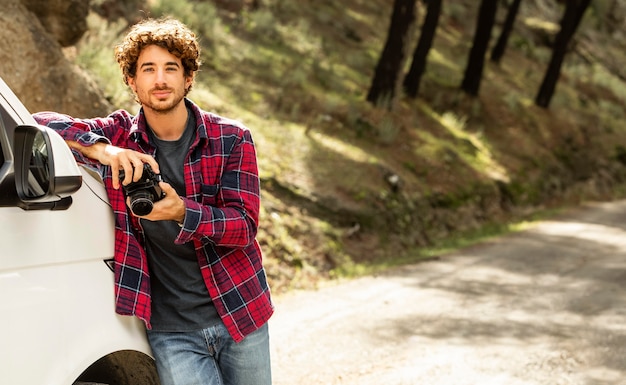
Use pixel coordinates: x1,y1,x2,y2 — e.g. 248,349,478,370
73,0,626,292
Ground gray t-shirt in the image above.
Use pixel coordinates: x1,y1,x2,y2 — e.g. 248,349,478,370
142,109,221,331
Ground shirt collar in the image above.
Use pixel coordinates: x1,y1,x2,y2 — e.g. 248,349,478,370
127,98,207,144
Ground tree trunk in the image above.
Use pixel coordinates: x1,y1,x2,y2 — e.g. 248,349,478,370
490,0,522,63
367,0,417,108
403,0,443,98
535,0,591,108
461,0,499,96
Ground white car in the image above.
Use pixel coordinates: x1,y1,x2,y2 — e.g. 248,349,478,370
0,77,160,384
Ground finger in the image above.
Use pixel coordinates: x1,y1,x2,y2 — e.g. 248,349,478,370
159,181,174,195
109,158,121,190
103,145,130,188
122,164,135,186
141,155,160,174
130,158,145,182
131,154,159,181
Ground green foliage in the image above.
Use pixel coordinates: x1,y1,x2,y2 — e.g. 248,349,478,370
149,0,221,44
75,15,136,111
244,8,280,39
590,65,626,104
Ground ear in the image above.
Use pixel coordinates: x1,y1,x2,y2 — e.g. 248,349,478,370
185,74,194,91
127,76,137,92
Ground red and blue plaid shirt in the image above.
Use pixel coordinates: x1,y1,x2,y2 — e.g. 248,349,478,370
34,99,273,342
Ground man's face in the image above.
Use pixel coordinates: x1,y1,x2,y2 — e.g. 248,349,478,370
127,44,193,114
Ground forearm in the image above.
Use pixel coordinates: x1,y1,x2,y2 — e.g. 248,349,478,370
66,140,107,163
176,200,258,248
33,112,113,146
176,167,260,248
33,112,112,167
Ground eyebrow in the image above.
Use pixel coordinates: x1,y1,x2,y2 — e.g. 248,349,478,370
139,61,181,68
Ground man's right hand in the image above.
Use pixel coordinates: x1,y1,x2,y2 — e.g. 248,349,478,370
66,141,159,190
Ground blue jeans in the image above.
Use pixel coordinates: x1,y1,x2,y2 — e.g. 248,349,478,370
146,322,271,385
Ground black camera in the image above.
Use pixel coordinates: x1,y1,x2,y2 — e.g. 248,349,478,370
119,163,165,216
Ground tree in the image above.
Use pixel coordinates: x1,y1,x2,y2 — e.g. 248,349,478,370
367,0,417,108
460,0,499,96
535,0,592,108
490,0,523,63
403,0,443,98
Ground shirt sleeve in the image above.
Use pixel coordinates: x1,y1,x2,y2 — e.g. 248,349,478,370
32,111,131,167
175,128,261,249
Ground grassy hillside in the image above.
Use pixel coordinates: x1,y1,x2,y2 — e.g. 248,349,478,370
76,0,626,293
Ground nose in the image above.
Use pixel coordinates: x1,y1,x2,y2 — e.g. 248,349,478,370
155,68,167,85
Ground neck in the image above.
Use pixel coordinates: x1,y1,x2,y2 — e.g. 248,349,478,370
143,101,189,141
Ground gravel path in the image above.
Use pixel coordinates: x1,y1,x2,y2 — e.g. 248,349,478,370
269,200,626,385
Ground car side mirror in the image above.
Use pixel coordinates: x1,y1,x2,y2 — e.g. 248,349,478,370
13,124,82,210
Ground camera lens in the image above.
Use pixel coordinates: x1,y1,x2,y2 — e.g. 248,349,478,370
129,191,155,216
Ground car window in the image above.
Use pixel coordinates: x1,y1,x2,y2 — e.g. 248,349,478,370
0,115,7,176
0,135,4,170
0,105,15,205
0,102,18,147
25,130,49,197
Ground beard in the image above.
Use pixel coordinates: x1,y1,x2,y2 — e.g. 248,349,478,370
139,86,186,115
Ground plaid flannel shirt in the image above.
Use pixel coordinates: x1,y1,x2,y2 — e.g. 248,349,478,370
33,99,273,342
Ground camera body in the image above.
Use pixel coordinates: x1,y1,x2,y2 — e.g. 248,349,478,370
119,163,164,216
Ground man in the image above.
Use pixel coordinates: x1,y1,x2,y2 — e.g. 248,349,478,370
34,17,273,385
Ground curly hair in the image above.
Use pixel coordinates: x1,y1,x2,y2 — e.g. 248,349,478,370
115,18,201,94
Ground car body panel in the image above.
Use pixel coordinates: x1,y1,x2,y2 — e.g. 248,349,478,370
0,76,156,384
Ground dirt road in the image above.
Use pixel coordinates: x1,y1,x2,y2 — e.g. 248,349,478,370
269,200,626,385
